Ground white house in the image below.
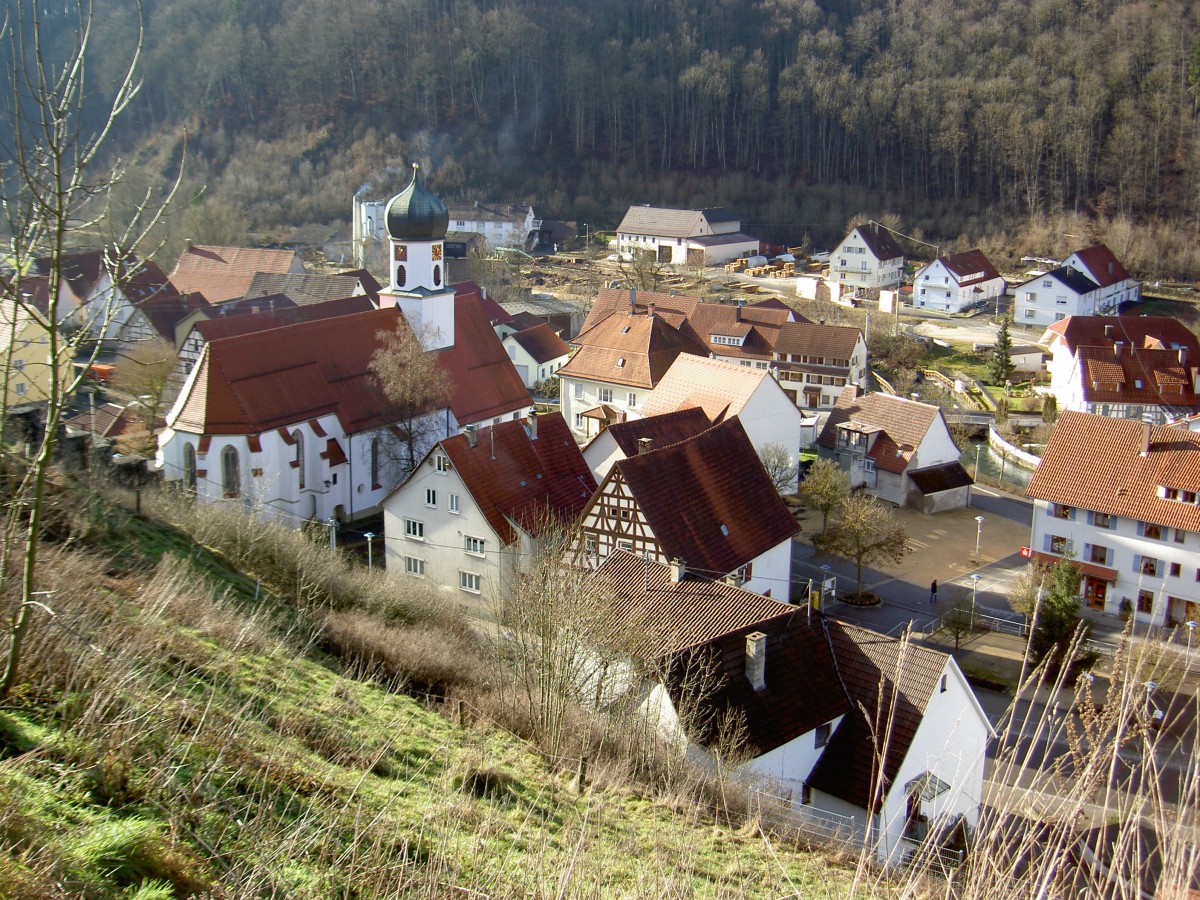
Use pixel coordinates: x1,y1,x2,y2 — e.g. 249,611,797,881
502,322,571,389
912,249,1005,314
770,320,868,410
1039,316,1200,425
595,551,992,866
615,206,759,266
1013,265,1104,328
574,417,798,598
381,411,596,606
1061,244,1140,313
1026,411,1200,627
640,354,806,490
445,201,539,251
581,406,712,485
817,386,972,512
830,224,905,293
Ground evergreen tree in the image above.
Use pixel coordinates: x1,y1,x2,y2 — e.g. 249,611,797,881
989,316,1016,385
1029,558,1086,668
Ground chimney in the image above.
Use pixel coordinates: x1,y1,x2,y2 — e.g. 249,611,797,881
1114,341,1124,357
637,437,652,454
628,288,636,314
647,302,655,318
735,299,743,322
1140,422,1151,457
1104,324,1114,339
745,632,767,692
528,408,538,440
669,557,686,582
819,316,826,326
465,424,477,448
1179,347,1187,366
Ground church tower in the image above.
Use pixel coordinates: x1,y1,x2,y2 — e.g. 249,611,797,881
379,164,454,350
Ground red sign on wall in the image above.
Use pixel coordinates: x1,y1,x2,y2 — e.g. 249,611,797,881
1020,546,1032,558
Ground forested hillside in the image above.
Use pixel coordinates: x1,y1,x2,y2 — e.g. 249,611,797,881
33,0,1200,265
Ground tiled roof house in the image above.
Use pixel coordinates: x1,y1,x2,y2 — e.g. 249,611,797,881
614,206,759,266
912,249,1006,314
817,386,972,511
502,322,571,389
382,411,596,603
594,551,991,865
244,270,381,307
771,320,869,410
1040,315,1200,425
1025,410,1200,627
169,243,305,304
830,224,905,293
574,417,798,597
581,406,713,484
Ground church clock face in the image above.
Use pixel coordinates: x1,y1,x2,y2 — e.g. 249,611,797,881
393,244,408,262
431,244,442,261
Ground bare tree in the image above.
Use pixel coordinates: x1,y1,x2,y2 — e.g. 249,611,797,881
111,338,177,456
369,319,454,477
0,0,180,698
798,457,850,536
820,493,910,599
757,442,796,495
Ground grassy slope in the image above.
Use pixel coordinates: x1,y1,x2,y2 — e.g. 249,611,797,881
0,487,861,898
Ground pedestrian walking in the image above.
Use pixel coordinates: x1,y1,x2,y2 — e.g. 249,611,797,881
930,579,938,605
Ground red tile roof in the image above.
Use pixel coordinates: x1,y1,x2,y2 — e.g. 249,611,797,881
806,624,950,811
817,386,944,475
244,271,378,306
1067,244,1130,288
65,402,134,439
507,322,570,364
558,310,708,390
1042,316,1199,358
1025,410,1200,532
193,295,375,343
437,413,596,544
438,284,532,425
614,417,799,577
938,248,1001,286
596,407,712,458
169,244,301,303
773,321,862,359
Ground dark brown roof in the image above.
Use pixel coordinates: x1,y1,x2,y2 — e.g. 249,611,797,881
169,244,301,303
507,310,544,332
133,291,210,342
774,321,862,359
193,295,374,343
435,413,596,544
614,417,799,577
1025,411,1200,532
599,407,712,458
938,248,1001,286
244,271,380,306
907,462,974,494
614,206,738,238
559,310,708,390
34,250,177,305
507,322,570,364
851,224,904,262
817,386,945,475
806,624,949,811
65,402,134,439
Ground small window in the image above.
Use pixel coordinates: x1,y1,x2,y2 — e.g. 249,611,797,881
465,535,485,556
1091,511,1113,529
940,675,948,693
627,392,637,408
221,445,240,499
800,783,812,805
1170,562,1182,577
404,519,424,540
1140,522,1164,540
617,540,633,551
814,722,831,748
573,382,583,400
598,388,613,403
448,493,460,514
615,358,625,368
1174,529,1186,544
585,536,597,555
1051,503,1073,520
404,556,425,577
425,488,437,508
435,454,451,473
13,359,24,371
1137,589,1154,613
460,571,481,594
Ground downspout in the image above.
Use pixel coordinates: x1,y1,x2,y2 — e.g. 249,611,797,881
348,431,353,519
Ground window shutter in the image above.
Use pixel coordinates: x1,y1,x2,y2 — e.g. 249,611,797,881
1106,547,1113,566
1043,534,1052,552
1137,521,1145,537
1069,507,1076,521
1083,543,1091,561
1132,554,1141,573
1086,511,1094,525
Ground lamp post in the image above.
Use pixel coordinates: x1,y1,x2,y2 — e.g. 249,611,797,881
1185,620,1197,670
364,532,375,570
970,573,981,630
974,515,985,563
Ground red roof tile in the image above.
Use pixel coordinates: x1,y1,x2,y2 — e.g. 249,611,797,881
937,248,1001,286
1067,244,1130,288
773,321,863,359
613,417,799,576
640,355,771,422
1025,410,1200,532
437,413,596,544
595,407,712,458
817,387,943,475
194,295,374,343
169,244,301,303
559,310,708,389
507,322,570,364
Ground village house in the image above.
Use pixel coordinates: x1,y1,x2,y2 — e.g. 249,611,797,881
1013,265,1103,327
595,551,992,865
574,417,798,597
1040,316,1200,425
614,206,759,266
0,285,69,407
640,354,806,489
169,243,305,304
829,224,905,294
557,302,708,437
242,270,381,307
1060,244,1140,313
770,320,868,410
502,322,571,389
158,168,531,525
381,411,596,606
817,386,972,512
1025,410,1200,627
115,291,211,352
581,406,712,485
912,249,1005,315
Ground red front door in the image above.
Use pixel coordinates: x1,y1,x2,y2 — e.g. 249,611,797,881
1083,576,1107,610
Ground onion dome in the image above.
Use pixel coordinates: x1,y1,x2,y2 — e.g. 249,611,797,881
385,164,448,241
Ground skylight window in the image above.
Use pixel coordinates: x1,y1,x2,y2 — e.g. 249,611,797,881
616,358,626,368
620,326,631,334
719,524,730,536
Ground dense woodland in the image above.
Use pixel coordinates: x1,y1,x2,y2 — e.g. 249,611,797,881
22,0,1200,274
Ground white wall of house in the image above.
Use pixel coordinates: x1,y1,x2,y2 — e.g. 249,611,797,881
913,261,1005,314
831,230,902,291
559,373,640,436
688,238,760,266
771,333,869,411
874,660,990,865
1029,498,1200,627
382,452,519,607
503,336,569,389
738,714,845,793
1061,251,1140,312
745,538,794,600
581,430,623,485
1014,275,1099,328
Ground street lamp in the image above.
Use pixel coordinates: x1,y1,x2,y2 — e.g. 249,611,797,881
974,515,985,563
970,573,981,630
364,532,375,570
1185,620,1197,670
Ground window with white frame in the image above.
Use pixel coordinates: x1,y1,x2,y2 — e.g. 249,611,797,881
435,454,451,473
403,518,424,540
573,382,583,399
404,556,425,576
627,392,637,407
814,722,832,748
598,387,613,403
425,488,437,508
448,493,460,514
459,571,481,593
464,535,485,556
